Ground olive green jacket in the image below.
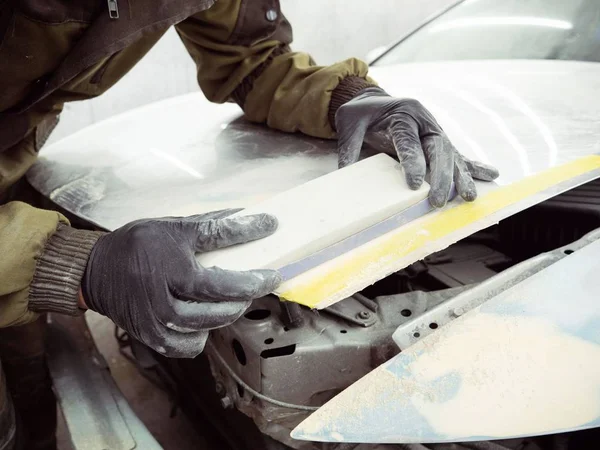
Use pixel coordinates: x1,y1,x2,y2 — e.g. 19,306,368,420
0,0,375,327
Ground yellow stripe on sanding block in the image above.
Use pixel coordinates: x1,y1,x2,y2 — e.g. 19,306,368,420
279,156,600,308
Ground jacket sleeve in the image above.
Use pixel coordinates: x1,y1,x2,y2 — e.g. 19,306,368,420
175,0,377,139
0,202,103,328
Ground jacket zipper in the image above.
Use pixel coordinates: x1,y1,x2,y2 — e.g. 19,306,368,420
107,0,119,19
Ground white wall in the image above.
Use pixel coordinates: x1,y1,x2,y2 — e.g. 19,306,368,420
49,0,455,143
281,0,454,64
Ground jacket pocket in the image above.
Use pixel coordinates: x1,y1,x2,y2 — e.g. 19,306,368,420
229,0,292,46
0,10,88,113
17,0,103,25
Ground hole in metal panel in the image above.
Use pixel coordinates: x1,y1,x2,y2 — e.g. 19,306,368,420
340,330,347,334
429,323,438,329
264,338,274,345
564,249,574,255
232,339,247,366
244,309,271,320
401,309,412,317
260,344,296,359
414,332,420,338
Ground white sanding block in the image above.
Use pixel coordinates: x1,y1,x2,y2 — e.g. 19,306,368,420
196,154,430,298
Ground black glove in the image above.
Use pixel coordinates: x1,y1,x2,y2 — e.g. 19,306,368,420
82,209,282,358
335,87,499,207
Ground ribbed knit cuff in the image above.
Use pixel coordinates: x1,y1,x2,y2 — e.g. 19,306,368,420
29,224,105,316
328,76,379,130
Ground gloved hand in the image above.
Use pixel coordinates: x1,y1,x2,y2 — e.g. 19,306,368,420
335,87,499,207
81,209,281,358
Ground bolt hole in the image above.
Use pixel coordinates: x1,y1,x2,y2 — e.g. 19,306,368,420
340,330,347,334
232,339,247,366
564,249,574,255
414,332,420,338
260,344,296,359
283,326,290,332
429,323,438,329
244,309,271,320
401,309,412,317
264,338,274,345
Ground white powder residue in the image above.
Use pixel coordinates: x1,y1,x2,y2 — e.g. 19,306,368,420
294,312,600,441
409,313,600,437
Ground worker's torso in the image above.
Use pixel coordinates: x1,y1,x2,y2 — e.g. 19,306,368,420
0,0,215,192
0,2,186,415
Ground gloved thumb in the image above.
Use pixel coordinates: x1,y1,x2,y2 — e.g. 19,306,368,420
184,214,279,252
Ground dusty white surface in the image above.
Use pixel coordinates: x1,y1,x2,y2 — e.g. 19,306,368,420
293,314,600,442
296,313,600,441
293,239,600,443
196,154,429,271
411,314,600,437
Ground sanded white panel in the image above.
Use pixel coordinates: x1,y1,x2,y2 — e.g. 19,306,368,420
197,154,430,271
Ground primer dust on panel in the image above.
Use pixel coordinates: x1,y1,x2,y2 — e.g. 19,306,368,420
292,238,600,444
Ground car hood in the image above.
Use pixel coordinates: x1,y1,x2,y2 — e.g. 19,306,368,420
28,59,600,231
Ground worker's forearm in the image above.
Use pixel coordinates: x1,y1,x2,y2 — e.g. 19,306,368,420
239,52,376,138
30,223,104,316
0,202,102,328
175,0,378,139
